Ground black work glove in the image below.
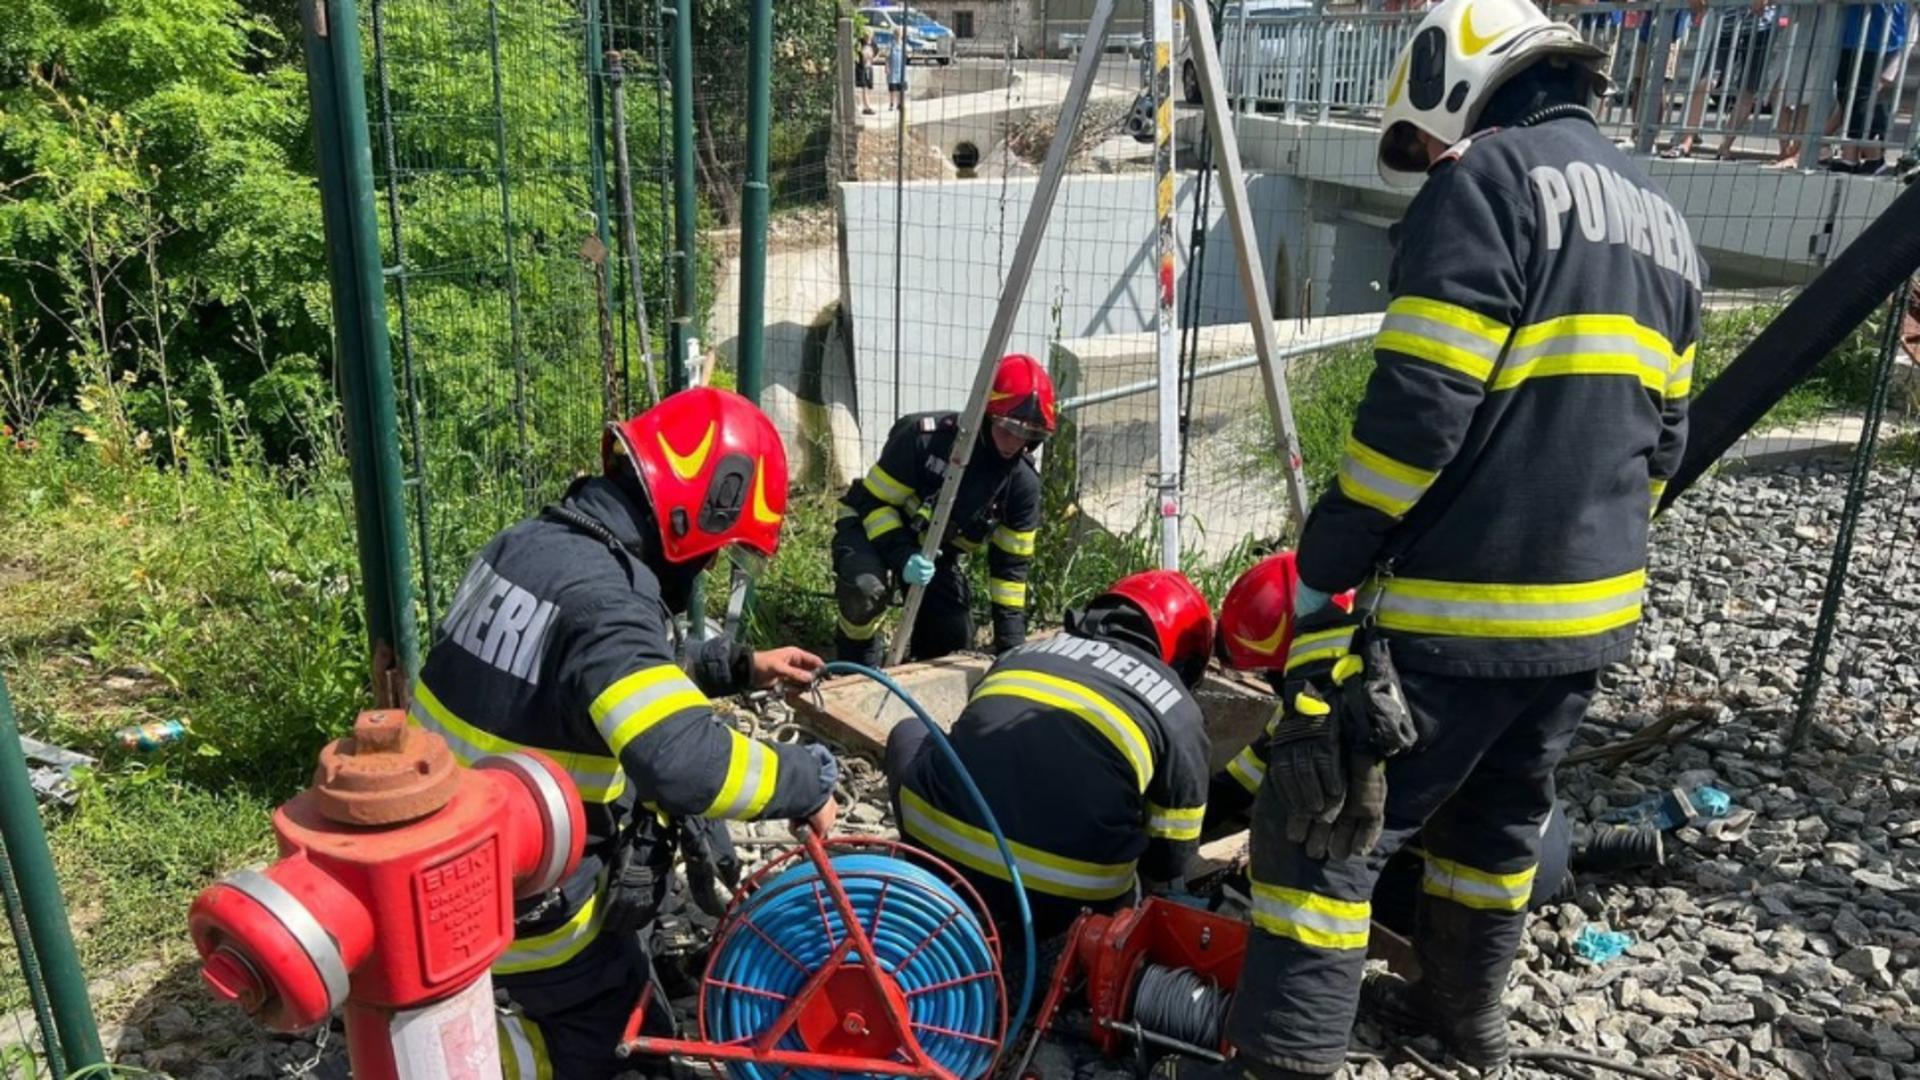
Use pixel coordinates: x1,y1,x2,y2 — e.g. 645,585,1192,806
603,817,673,937
1304,749,1386,860
1266,685,1347,845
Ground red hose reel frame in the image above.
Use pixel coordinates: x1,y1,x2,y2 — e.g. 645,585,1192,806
619,831,1009,1080
1026,897,1249,1060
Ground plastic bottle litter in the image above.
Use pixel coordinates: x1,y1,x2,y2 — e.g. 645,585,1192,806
1692,785,1732,819
1601,784,1736,829
116,719,188,752
1574,925,1633,965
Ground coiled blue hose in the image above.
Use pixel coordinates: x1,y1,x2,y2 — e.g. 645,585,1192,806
699,661,1035,1080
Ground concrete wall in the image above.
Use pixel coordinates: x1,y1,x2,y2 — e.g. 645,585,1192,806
837,172,1337,466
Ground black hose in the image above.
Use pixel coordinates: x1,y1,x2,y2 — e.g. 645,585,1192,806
1662,179,1920,511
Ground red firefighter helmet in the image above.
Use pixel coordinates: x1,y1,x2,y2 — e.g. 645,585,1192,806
1217,552,1355,671
1103,569,1214,685
985,353,1058,441
602,388,789,569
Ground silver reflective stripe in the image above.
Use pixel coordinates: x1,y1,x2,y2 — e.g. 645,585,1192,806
1424,862,1533,907
1379,310,1504,365
1502,332,1670,385
711,742,769,819
499,1009,542,1079
414,702,622,803
1378,589,1642,623
475,753,575,897
900,799,1133,897
593,673,700,742
1339,454,1426,509
1250,890,1370,939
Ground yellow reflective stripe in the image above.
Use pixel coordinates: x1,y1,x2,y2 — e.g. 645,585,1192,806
1422,854,1536,912
973,670,1153,791
1227,745,1266,794
863,506,905,540
1377,295,1509,382
863,465,913,505
1338,433,1438,519
900,788,1135,901
498,1010,553,1080
1375,570,1645,638
494,883,605,975
411,681,627,804
991,525,1037,557
1145,802,1205,841
590,665,709,755
705,731,779,820
1648,477,1668,519
954,535,984,554
838,612,883,641
1667,344,1695,398
1497,314,1678,393
1283,627,1355,674
987,578,1028,607
1249,881,1370,950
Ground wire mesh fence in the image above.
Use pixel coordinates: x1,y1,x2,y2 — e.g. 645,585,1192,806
347,0,1919,737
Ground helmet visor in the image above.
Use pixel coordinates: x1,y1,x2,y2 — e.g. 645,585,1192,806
992,414,1053,444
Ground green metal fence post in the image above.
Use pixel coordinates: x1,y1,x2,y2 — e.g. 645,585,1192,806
301,0,421,703
670,0,706,638
0,678,104,1072
738,0,773,403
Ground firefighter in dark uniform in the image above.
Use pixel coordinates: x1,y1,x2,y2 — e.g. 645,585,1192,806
833,353,1055,664
410,388,841,1079
1169,0,1701,1074
884,570,1216,941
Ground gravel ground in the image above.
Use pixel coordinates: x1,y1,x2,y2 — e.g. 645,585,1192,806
111,460,1920,1078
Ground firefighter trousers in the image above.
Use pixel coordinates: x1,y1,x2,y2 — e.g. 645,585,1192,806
831,518,974,665
1225,666,1597,1073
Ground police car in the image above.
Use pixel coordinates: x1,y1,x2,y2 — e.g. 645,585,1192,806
861,4,953,65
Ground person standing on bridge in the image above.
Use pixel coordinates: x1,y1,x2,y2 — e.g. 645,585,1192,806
831,354,1052,666
1162,0,1701,1076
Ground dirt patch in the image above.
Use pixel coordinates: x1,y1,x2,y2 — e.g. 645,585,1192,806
1005,97,1132,169
849,124,951,182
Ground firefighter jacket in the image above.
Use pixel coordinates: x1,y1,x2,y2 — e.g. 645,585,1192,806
894,631,1211,902
410,476,832,988
1297,116,1700,679
839,411,1042,648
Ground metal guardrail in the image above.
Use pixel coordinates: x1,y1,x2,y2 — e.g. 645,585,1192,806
1216,2,1916,172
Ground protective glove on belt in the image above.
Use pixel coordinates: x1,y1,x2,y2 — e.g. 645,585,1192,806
1265,608,1417,861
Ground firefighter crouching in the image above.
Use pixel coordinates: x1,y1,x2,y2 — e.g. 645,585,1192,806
882,570,1215,942
832,353,1056,664
1171,0,1702,1075
410,388,841,1080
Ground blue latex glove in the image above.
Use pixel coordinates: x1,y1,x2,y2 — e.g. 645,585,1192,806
1295,580,1331,617
903,553,937,587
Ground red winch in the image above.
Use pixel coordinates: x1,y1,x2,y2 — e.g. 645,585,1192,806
188,709,584,1080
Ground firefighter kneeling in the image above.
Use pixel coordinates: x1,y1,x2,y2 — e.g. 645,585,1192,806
832,354,1054,664
882,570,1215,942
1168,0,1700,1075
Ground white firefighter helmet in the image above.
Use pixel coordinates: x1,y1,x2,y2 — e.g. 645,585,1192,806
1377,0,1607,186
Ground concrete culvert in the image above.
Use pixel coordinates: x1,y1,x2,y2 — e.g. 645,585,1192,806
951,141,980,172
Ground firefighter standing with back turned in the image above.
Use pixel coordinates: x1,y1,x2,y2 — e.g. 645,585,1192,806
411,389,841,1079
1166,0,1701,1074
883,570,1216,941
833,354,1054,664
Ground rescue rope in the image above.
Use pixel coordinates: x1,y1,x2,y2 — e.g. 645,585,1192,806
819,661,1038,1042
1133,962,1232,1051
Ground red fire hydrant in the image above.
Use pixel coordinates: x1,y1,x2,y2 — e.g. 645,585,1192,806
189,709,585,1080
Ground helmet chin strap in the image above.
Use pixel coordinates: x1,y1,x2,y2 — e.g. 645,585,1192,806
1514,102,1596,129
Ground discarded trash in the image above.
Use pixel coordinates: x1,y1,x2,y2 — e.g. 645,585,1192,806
1574,925,1633,964
116,719,188,752
21,734,95,807
1693,785,1732,819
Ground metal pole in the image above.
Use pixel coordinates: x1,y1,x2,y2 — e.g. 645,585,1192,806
484,0,535,506
738,0,773,403
1151,0,1181,569
886,0,1122,665
893,56,909,422
609,51,662,407
0,678,104,1071
669,0,704,638
302,0,420,702
1181,0,1311,524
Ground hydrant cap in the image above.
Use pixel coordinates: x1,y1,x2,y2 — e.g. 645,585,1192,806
309,709,459,825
